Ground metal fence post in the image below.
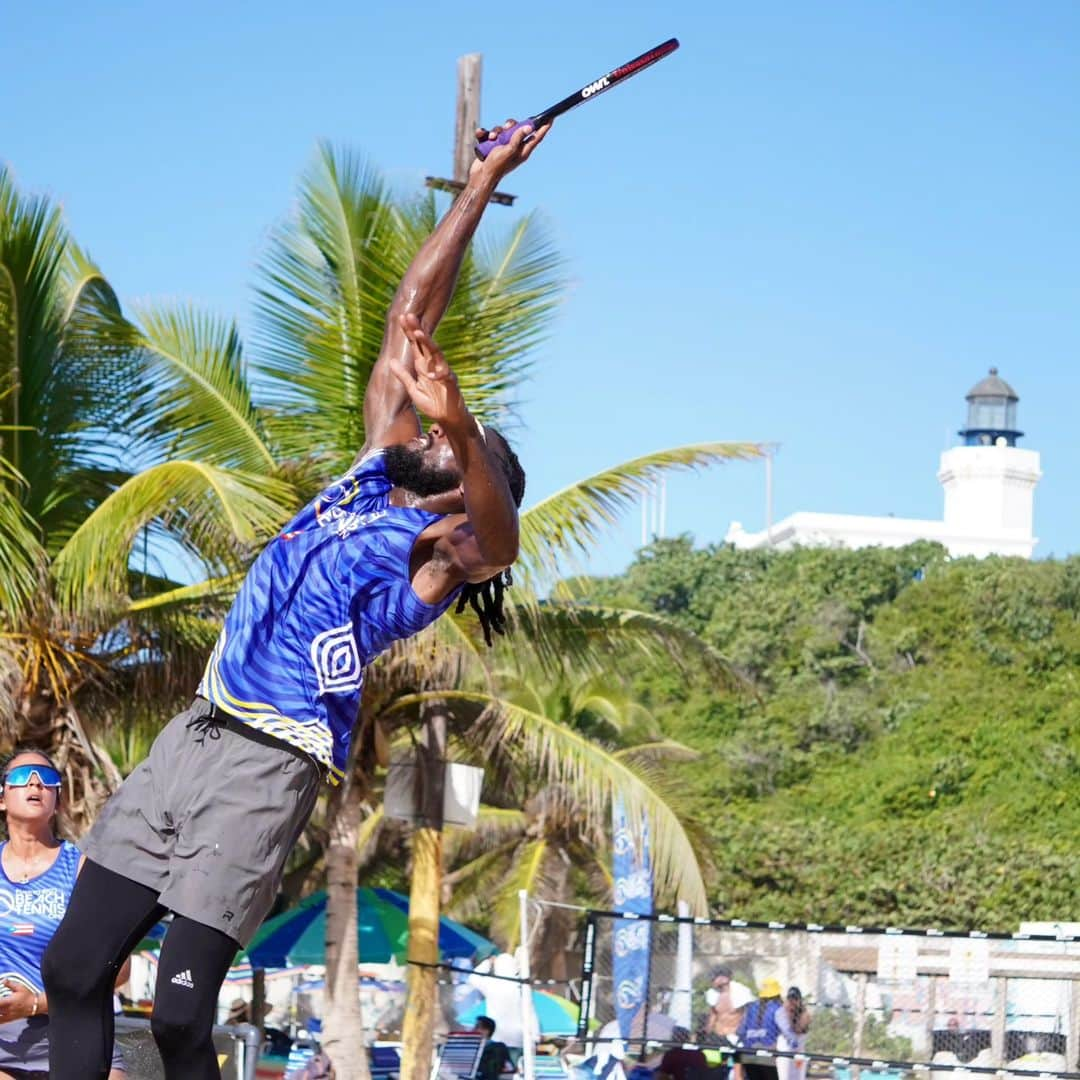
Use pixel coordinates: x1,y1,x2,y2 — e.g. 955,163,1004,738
991,976,1007,1067
578,914,597,1041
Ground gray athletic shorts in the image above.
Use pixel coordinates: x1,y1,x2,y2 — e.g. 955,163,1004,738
81,698,321,946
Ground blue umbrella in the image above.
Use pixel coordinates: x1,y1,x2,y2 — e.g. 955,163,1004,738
245,887,495,969
458,989,581,1036
372,887,496,965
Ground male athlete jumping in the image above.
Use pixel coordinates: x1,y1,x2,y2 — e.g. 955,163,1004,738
42,119,549,1079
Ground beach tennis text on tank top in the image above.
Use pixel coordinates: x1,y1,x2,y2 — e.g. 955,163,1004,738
198,450,459,784
0,840,81,994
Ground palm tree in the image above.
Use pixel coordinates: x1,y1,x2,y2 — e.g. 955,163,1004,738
0,166,296,826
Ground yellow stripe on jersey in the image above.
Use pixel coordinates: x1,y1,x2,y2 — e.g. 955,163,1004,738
200,632,342,782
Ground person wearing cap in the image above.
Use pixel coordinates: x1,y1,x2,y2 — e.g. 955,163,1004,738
225,998,249,1026
736,978,792,1049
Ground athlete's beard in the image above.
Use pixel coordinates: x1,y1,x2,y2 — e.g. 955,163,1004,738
383,444,461,498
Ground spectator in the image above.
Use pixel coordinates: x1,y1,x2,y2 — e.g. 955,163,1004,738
737,979,787,1050
0,749,126,1079
657,1027,707,1080
226,997,250,1025
776,988,810,1080
700,967,752,1044
475,1015,513,1080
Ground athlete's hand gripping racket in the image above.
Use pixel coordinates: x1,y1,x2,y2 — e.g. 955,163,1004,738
475,38,680,160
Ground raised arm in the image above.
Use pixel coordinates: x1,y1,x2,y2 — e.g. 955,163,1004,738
392,315,518,574
361,120,551,453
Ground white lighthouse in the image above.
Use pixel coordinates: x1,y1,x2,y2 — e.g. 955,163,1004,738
936,369,1041,558
725,369,1041,559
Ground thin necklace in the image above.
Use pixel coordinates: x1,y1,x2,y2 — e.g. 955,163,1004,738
7,847,49,884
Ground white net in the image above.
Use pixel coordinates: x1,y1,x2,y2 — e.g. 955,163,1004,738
577,910,1080,1077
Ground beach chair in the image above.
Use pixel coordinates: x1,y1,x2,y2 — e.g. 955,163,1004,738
433,1030,488,1080
533,1054,570,1080
372,1044,402,1080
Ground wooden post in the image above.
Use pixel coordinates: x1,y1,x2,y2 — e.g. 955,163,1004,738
400,705,449,1080
454,54,482,185
426,53,517,206
252,967,266,1043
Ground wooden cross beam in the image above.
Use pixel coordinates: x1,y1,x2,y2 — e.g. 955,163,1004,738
425,53,516,206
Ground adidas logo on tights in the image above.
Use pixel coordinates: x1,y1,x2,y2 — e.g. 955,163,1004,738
170,969,195,989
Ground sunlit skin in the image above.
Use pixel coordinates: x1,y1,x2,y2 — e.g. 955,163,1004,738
361,119,551,604
0,753,126,1080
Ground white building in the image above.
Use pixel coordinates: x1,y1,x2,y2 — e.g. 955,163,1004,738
725,369,1041,559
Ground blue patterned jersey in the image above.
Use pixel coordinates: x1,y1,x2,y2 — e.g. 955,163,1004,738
0,840,81,994
198,450,459,783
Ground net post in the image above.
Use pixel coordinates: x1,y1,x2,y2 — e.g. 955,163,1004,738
519,890,536,1080
641,913,654,1045
578,912,597,1040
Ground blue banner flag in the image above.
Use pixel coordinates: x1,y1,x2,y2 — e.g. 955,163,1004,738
611,796,653,1039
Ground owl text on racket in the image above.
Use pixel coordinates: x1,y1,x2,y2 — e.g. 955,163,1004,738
581,76,611,99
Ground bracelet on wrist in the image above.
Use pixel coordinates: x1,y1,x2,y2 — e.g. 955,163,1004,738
30,992,39,1017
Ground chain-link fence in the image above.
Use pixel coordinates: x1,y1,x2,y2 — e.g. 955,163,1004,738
578,910,1080,1077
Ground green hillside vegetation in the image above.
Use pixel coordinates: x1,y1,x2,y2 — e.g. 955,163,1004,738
582,539,1080,930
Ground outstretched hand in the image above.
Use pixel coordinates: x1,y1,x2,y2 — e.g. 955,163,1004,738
391,314,470,429
471,118,552,183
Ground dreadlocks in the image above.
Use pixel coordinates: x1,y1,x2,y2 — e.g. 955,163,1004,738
457,427,525,647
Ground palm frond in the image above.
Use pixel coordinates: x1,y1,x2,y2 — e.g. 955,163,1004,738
442,840,522,928
383,690,708,913
254,147,567,471
406,203,566,426
518,441,764,589
444,806,527,868
125,572,245,614
52,461,295,612
356,804,385,867
253,143,401,464
0,633,22,736
500,602,744,689
56,245,141,437
0,165,68,512
488,839,556,949
130,304,278,473
612,740,700,765
0,454,45,618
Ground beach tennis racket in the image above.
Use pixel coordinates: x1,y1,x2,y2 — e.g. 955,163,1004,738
475,38,680,159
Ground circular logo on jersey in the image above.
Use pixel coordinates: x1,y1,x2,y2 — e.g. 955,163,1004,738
310,624,362,695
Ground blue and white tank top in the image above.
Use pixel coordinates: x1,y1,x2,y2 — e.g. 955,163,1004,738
198,450,460,784
0,839,80,994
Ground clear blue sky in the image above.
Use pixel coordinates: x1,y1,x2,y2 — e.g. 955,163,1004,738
6,1,1079,574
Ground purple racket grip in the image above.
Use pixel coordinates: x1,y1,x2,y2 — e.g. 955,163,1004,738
474,119,539,160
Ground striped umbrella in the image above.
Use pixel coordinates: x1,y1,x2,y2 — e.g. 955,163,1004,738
245,887,495,969
458,989,581,1036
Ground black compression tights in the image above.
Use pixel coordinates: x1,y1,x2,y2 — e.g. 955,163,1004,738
42,859,239,1079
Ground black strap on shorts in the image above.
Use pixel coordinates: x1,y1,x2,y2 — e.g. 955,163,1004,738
191,698,325,780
